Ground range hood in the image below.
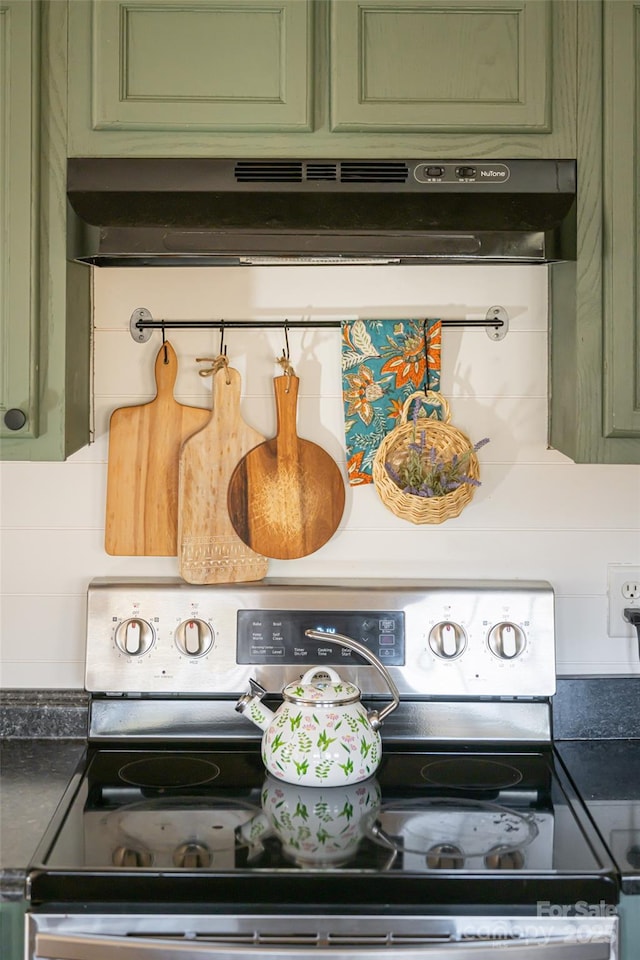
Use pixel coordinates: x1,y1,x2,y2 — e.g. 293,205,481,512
67,158,576,266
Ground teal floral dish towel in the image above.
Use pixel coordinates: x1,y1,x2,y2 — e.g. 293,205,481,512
341,319,442,486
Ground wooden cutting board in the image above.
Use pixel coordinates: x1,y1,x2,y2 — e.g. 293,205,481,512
227,374,346,560
178,363,269,584
105,342,210,556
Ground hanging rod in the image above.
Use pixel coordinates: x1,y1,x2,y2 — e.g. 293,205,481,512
129,306,509,344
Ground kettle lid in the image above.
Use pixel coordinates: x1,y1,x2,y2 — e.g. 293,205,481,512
283,668,361,706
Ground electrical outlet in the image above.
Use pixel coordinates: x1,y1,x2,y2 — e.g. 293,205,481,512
608,565,640,637
622,581,640,600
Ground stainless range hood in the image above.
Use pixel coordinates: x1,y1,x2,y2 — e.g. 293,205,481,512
67,158,576,266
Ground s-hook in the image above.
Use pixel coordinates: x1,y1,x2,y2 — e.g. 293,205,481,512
195,320,231,383
218,319,227,359
276,320,295,389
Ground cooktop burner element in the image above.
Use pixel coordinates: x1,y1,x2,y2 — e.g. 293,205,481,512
419,757,524,789
118,756,222,789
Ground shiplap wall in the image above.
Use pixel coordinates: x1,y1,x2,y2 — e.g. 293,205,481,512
1,265,639,687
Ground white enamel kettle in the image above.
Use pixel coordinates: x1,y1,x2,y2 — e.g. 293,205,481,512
235,629,400,787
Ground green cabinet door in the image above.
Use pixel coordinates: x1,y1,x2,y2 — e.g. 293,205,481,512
330,0,576,155
0,0,40,442
620,893,640,960
549,0,640,463
603,0,640,439
1,0,91,461
68,0,313,155
0,901,25,960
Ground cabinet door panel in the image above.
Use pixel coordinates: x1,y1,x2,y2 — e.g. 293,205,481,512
0,0,39,441
71,0,312,135
603,0,640,437
331,0,551,132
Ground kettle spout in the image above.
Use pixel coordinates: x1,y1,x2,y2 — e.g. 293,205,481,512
235,679,274,732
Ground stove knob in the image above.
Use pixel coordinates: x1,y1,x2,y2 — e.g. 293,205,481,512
484,847,525,870
173,841,212,868
487,622,526,660
114,618,154,657
112,846,153,867
425,843,465,870
175,619,214,657
428,621,467,659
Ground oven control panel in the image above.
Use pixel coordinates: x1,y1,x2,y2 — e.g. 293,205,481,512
85,578,555,698
236,609,405,666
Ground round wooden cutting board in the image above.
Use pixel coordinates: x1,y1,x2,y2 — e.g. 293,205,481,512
227,374,346,560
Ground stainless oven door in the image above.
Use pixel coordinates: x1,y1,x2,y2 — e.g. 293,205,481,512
29,915,618,960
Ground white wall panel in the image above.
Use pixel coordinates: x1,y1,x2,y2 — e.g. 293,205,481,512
1,265,639,686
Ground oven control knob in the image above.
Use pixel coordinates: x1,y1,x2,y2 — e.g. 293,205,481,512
175,619,214,657
428,621,467,659
487,622,526,660
112,846,154,867
114,618,154,657
173,841,212,868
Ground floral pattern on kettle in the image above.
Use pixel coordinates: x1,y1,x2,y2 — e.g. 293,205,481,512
262,703,381,785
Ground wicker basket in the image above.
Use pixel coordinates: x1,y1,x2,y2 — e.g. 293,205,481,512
372,390,481,525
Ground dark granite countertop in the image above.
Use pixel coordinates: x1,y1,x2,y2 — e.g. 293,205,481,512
1,689,88,902
0,739,86,900
556,739,640,894
551,679,640,894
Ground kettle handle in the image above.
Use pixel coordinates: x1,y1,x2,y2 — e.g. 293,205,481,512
304,629,400,729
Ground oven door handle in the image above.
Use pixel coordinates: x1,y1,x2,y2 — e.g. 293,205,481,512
34,932,612,960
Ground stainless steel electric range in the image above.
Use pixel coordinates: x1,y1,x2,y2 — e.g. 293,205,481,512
26,579,619,959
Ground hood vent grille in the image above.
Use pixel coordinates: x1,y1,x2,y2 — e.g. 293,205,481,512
233,160,409,184
306,163,338,182
234,161,303,182
340,162,409,182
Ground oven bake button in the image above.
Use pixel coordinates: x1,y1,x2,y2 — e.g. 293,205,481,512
175,618,214,657
428,621,467,659
486,622,526,660
114,618,155,657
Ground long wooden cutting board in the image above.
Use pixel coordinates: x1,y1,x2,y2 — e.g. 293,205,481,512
105,342,210,556
178,364,269,584
227,374,346,560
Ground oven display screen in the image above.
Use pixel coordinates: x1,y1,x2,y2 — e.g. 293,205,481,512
236,610,405,665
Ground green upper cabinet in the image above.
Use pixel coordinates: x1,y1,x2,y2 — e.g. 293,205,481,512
549,0,640,463
1,0,91,461
0,0,40,443
67,0,577,158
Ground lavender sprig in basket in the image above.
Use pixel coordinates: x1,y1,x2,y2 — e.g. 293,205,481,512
372,390,489,525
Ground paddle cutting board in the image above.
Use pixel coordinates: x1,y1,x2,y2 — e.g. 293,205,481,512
105,342,210,556
227,374,346,560
178,364,269,584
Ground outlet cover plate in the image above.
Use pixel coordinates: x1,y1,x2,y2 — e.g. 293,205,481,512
608,565,640,638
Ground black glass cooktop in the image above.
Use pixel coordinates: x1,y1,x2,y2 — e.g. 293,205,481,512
28,744,619,908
